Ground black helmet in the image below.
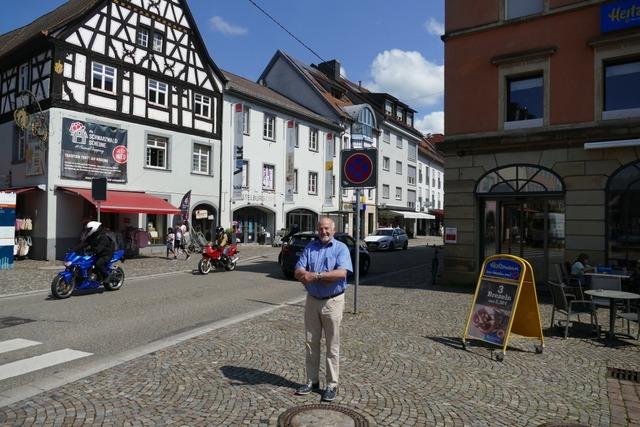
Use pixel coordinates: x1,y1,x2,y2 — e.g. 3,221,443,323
216,226,225,235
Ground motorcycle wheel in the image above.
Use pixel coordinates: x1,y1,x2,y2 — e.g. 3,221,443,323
51,275,75,299
104,266,125,291
224,260,237,271
199,258,212,274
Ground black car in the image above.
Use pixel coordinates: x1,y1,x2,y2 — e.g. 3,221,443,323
278,232,371,279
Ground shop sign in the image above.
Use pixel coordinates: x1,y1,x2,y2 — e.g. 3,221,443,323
0,193,17,269
601,0,640,32
195,209,208,219
61,118,127,183
444,227,457,244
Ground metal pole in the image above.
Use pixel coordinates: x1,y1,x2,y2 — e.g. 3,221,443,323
97,201,101,222
354,188,360,314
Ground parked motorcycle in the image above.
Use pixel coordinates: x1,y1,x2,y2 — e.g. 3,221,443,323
51,250,125,299
198,244,239,274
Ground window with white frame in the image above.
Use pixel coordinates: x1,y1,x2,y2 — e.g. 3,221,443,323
604,59,640,116
506,75,543,122
438,176,441,189
407,112,413,127
396,161,402,175
262,164,275,190
383,156,390,171
242,160,249,187
342,135,350,149
146,135,169,169
408,142,417,161
192,143,210,174
263,114,275,140
308,171,318,195
91,62,116,93
368,189,374,199
396,136,403,149
243,107,250,134
418,167,423,183
136,28,149,48
293,169,298,193
383,185,390,199
505,0,543,20
395,187,402,200
152,32,164,53
194,93,211,118
18,63,29,93
408,165,416,185
383,129,390,143
396,106,403,122
148,79,168,107
385,101,393,115
309,129,319,151
407,190,416,209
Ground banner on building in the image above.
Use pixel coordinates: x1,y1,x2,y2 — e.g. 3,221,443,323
601,0,640,33
285,120,296,203
232,104,244,201
179,190,191,223
61,118,128,183
324,132,334,206
0,192,16,269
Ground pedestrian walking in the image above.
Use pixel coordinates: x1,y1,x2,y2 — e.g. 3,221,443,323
166,227,176,259
294,217,352,402
174,224,190,260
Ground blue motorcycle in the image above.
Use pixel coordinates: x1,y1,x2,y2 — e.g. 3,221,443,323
51,250,126,299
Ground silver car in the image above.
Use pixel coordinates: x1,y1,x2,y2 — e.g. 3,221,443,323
364,228,408,251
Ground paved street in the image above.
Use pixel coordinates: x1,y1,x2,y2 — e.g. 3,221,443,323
0,236,638,425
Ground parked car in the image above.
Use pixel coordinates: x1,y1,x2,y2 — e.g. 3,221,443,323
364,227,408,251
278,232,371,279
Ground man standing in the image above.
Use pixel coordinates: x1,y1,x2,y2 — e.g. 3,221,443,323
294,217,352,402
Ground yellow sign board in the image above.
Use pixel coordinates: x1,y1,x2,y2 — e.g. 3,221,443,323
462,254,544,361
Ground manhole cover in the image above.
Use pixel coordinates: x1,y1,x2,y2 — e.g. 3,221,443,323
0,317,36,329
278,404,369,427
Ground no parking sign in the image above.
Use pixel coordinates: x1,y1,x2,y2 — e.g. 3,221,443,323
340,149,377,188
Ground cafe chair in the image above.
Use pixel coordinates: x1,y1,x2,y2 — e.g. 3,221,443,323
617,302,639,340
548,281,599,339
553,263,584,300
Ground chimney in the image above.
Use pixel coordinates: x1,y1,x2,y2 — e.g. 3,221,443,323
318,60,341,81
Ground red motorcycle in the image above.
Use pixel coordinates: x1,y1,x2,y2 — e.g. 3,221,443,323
198,244,239,274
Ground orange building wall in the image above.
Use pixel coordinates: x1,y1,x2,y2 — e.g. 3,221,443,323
445,5,600,135
446,0,499,33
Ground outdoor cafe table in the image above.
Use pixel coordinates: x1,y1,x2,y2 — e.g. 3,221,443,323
584,290,640,341
584,272,631,280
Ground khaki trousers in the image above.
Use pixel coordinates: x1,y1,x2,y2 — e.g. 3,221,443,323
304,293,344,387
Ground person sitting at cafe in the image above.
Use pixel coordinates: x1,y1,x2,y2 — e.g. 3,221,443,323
571,253,594,278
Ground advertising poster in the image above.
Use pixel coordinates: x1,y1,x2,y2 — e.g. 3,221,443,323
467,280,517,345
285,120,295,203
0,193,16,269
61,118,128,183
232,104,244,201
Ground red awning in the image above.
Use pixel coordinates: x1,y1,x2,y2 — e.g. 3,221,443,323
1,186,41,194
59,187,181,215
430,209,444,217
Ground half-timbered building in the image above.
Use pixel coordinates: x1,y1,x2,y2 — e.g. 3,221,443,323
0,0,225,260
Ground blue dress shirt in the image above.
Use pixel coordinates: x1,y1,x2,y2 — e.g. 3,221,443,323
295,238,353,299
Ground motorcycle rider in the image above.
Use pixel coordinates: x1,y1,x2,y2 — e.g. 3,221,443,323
214,226,230,265
72,221,115,282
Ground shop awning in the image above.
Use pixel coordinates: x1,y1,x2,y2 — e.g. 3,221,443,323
391,210,436,220
430,209,444,217
0,186,42,194
59,187,181,214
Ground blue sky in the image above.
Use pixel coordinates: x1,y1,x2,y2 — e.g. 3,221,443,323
0,0,445,134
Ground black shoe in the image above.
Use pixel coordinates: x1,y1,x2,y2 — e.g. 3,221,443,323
295,381,319,395
321,385,337,402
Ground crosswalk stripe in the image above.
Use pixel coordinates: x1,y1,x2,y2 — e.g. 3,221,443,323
0,339,41,354
0,349,93,381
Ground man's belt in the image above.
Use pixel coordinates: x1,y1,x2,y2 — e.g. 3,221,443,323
311,291,344,300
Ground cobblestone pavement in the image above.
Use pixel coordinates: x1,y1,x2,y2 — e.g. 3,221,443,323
1,253,639,426
0,245,281,296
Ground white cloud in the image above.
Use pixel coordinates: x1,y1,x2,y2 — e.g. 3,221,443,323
340,66,348,79
364,49,443,107
415,111,444,135
424,17,444,36
210,16,248,36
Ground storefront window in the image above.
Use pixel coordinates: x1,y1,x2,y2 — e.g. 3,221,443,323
607,161,640,268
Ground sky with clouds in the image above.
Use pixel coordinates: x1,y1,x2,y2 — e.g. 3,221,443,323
0,0,445,135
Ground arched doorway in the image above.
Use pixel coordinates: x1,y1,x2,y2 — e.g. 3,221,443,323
233,206,275,244
476,164,565,283
286,208,318,233
606,161,640,268
191,203,217,242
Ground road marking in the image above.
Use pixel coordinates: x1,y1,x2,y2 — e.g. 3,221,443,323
0,349,92,381
0,339,41,354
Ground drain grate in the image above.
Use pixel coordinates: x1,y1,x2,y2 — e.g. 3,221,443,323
607,367,640,383
278,403,369,427
0,317,36,329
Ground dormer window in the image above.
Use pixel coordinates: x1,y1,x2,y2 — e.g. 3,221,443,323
407,112,413,127
331,88,343,99
396,106,404,121
385,101,393,115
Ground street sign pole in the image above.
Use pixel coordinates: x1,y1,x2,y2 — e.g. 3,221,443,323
97,201,101,222
354,188,360,314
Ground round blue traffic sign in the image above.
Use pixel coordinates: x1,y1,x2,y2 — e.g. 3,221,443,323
344,152,373,185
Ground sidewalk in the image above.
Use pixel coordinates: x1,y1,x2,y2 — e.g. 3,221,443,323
0,244,281,296
1,262,638,425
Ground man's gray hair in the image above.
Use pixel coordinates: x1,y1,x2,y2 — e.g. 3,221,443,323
317,217,335,228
